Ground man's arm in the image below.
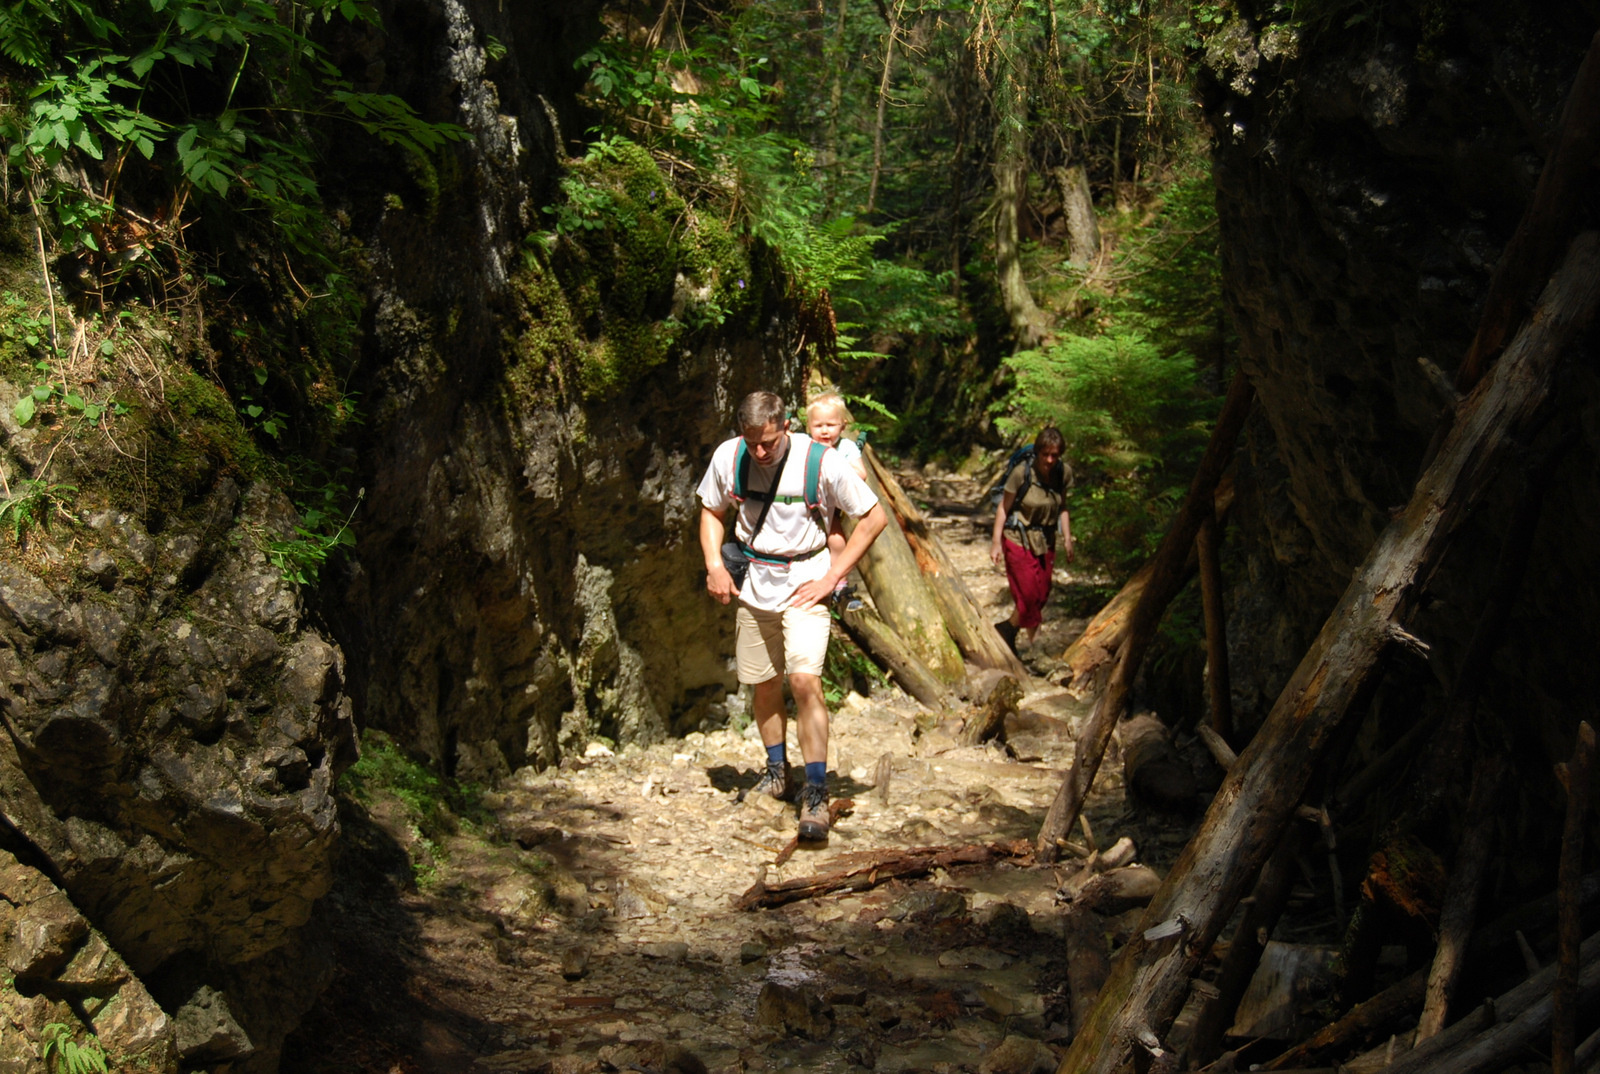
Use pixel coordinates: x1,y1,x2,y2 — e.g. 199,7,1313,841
791,502,887,610
700,506,738,605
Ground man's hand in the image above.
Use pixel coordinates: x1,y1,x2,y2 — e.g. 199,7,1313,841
706,564,738,605
790,576,836,611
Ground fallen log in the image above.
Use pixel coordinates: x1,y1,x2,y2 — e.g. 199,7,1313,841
734,839,1034,909
864,446,1029,677
1053,235,1600,1074
1555,721,1596,1074
838,602,955,711
1035,370,1255,863
1366,930,1600,1074
1267,872,1600,1069
845,463,965,684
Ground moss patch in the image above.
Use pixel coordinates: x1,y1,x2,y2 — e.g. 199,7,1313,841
505,138,766,408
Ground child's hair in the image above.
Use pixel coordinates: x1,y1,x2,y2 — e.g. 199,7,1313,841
805,391,853,427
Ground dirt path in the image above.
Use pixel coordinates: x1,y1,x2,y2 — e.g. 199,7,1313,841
283,467,1206,1074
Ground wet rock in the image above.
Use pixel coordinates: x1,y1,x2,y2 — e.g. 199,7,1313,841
755,981,831,1040
888,889,967,923
978,1034,1056,1074
642,941,688,962
739,941,768,963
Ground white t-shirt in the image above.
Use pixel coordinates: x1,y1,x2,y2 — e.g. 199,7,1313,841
698,432,880,611
833,437,863,467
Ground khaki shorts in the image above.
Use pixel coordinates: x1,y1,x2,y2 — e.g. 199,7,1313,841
735,603,832,683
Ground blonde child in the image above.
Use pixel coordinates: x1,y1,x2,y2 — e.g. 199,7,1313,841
806,393,867,583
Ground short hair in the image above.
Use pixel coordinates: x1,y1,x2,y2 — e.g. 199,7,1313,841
806,391,853,426
1035,426,1066,455
737,390,787,431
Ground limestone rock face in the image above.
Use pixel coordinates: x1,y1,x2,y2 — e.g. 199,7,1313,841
323,0,801,779
1201,4,1600,782
0,478,354,1072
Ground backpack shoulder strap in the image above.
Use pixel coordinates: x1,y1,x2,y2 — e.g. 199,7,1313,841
803,441,826,509
732,439,751,501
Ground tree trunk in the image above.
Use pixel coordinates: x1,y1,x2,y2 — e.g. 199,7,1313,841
862,446,1029,677
1052,233,1600,1074
1196,513,1233,738
994,152,1048,349
1035,371,1254,862
837,602,955,712
865,0,903,214
1064,909,1112,1035
1055,163,1101,265
842,470,966,684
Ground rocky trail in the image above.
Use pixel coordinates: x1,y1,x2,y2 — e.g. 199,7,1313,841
282,467,1220,1074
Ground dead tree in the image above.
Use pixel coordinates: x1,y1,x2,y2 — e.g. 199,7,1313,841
863,446,1028,677
1035,370,1254,862
1053,233,1600,1074
844,466,966,684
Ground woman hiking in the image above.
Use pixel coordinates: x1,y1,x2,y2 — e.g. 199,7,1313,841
990,427,1074,651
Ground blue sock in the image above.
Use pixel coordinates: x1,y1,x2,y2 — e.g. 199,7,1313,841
766,743,787,768
805,761,827,787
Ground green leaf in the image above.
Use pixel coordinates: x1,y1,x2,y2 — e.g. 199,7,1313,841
13,396,35,424
32,385,51,401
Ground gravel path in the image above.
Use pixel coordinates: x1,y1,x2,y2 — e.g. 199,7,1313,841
282,467,1208,1074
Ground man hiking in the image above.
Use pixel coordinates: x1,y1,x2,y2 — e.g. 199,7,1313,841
698,390,887,840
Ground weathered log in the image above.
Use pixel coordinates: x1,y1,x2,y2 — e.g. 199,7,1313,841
1265,968,1428,1071
1196,513,1233,738
1053,235,1600,1074
961,675,1021,747
863,446,1028,677
1376,930,1600,1074
845,464,966,683
1064,909,1112,1035
1417,752,1505,1040
1035,370,1255,863
1190,825,1308,1065
1555,721,1596,1074
734,839,1033,909
1197,724,1237,771
838,602,955,711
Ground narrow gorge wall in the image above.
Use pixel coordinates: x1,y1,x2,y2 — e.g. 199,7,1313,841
320,0,802,782
1202,4,1600,830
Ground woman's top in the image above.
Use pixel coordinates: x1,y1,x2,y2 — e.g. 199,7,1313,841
1002,462,1065,556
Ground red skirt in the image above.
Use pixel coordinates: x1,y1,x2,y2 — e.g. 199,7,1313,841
1002,538,1055,630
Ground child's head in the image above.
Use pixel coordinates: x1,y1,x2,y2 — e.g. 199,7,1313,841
805,392,853,448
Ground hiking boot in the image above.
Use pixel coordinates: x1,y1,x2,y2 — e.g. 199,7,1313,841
995,619,1020,654
739,763,790,804
798,782,830,841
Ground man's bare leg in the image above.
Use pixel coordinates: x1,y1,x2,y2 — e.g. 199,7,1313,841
745,676,791,800
789,672,829,766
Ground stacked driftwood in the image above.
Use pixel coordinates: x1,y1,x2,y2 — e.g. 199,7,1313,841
1032,32,1600,1074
